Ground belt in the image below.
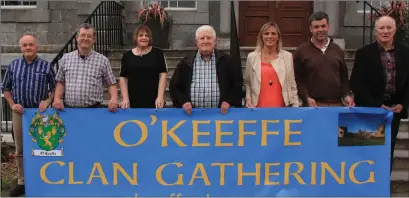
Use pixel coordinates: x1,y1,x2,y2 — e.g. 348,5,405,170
315,101,343,107
383,93,394,101
65,102,102,108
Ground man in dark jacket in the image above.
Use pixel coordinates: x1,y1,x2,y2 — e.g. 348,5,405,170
169,25,243,115
350,16,409,173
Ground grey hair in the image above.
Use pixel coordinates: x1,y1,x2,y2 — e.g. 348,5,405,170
19,33,37,45
375,15,396,28
374,15,396,34
76,23,96,37
195,25,216,40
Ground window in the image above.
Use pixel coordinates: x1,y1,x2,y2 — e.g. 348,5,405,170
356,1,388,14
142,0,197,11
1,1,36,9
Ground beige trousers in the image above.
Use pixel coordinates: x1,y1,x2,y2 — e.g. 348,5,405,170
12,111,24,185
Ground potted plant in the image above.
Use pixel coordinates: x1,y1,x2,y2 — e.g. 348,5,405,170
137,3,173,49
377,1,409,46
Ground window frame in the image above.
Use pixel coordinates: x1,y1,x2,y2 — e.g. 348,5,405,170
1,0,37,10
356,1,386,14
141,0,197,11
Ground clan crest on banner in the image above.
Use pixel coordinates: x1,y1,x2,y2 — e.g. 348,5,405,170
29,112,66,156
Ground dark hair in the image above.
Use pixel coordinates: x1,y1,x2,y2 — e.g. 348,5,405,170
133,25,153,46
308,11,329,26
76,23,96,37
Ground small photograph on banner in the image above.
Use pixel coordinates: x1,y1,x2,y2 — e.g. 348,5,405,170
28,112,66,156
338,113,386,146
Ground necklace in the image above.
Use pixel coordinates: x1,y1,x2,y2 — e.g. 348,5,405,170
136,47,149,57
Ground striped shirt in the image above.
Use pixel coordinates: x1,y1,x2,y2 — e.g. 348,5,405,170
1,56,57,108
55,50,116,107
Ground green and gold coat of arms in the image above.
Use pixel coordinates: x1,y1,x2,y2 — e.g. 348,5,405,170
29,112,66,156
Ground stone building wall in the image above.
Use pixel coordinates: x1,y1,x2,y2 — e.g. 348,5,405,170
1,1,99,66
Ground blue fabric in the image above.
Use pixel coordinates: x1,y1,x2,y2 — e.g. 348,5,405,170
22,107,392,196
1,57,56,108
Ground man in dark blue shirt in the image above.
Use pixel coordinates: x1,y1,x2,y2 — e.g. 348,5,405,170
1,33,56,197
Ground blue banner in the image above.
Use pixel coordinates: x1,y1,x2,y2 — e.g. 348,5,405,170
23,107,392,197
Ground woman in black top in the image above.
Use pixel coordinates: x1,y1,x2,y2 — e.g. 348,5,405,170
119,26,168,108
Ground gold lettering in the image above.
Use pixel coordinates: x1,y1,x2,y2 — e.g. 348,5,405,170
114,120,148,147
215,120,234,147
264,163,280,185
261,120,279,146
189,163,211,186
311,162,317,185
211,163,234,185
284,162,306,185
113,163,138,185
349,160,375,184
321,162,345,184
40,161,65,184
87,162,109,185
192,120,211,147
238,120,257,146
284,120,302,146
156,162,184,186
237,163,261,185
162,121,187,147
69,162,83,184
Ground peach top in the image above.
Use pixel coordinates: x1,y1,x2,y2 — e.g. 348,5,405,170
257,62,285,107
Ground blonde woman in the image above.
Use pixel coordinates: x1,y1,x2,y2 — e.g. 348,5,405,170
244,22,299,108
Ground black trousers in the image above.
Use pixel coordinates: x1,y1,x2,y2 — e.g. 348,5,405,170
390,113,401,173
383,96,402,174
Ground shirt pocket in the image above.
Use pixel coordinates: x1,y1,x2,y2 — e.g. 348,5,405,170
32,73,47,92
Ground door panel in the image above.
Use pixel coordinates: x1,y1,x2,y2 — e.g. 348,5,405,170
238,1,313,47
274,1,313,47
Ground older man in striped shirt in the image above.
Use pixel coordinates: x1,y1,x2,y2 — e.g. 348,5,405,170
1,33,56,197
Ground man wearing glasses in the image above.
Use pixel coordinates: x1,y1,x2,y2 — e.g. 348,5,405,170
52,23,118,112
350,16,409,173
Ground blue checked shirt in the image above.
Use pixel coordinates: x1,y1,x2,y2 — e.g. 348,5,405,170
1,57,57,108
190,51,220,108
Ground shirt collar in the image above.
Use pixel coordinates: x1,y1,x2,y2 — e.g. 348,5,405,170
377,41,395,52
76,49,93,60
310,36,331,49
196,49,215,61
22,55,38,65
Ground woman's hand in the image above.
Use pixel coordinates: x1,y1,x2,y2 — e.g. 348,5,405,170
121,99,130,109
155,97,165,109
246,99,254,108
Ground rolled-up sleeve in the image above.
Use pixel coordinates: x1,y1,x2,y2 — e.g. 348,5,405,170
1,65,13,92
103,57,116,86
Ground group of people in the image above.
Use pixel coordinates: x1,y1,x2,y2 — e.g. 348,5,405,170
1,10,408,197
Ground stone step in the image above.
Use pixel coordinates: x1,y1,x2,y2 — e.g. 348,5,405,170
396,131,409,150
107,47,357,60
399,119,409,133
391,192,409,197
394,150,409,170
109,56,356,81
391,171,409,193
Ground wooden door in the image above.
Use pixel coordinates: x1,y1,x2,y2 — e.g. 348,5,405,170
239,1,313,47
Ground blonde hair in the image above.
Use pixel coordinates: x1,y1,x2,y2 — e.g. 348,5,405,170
255,22,282,52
